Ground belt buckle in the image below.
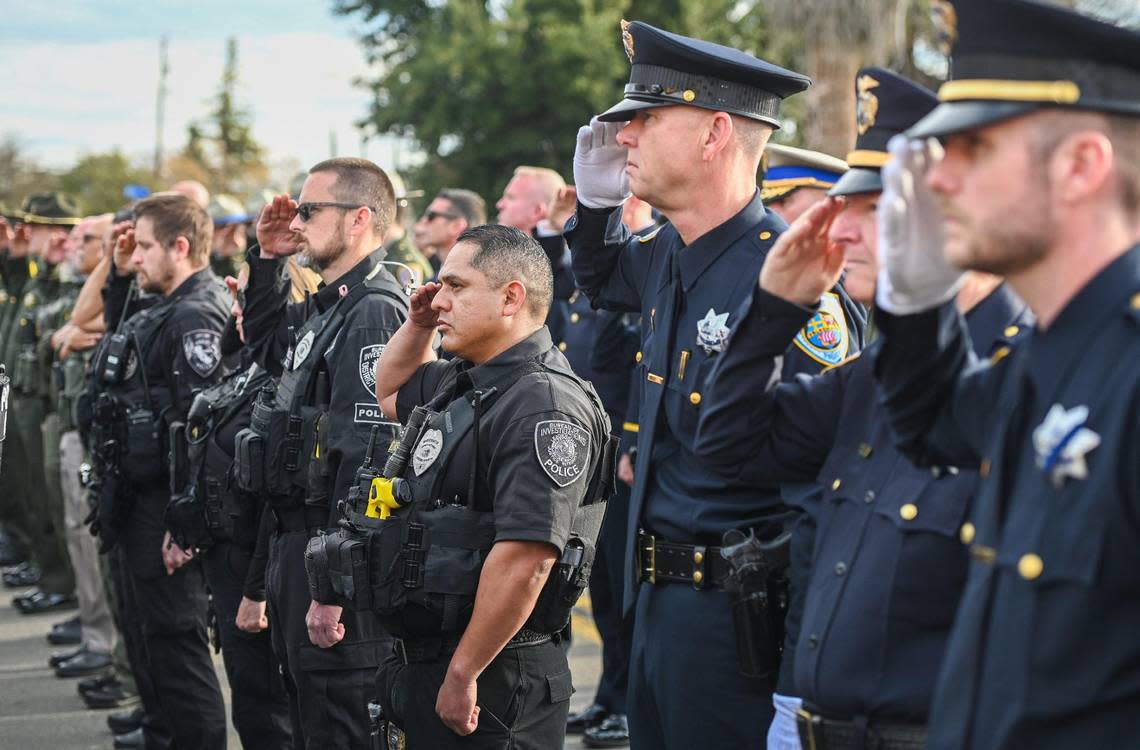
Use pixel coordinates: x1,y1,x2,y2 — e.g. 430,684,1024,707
638,530,656,584
796,707,820,750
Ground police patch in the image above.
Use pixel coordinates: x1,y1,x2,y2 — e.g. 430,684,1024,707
182,329,222,378
292,330,315,371
534,420,591,488
794,292,849,367
359,344,384,392
354,401,388,425
413,428,443,476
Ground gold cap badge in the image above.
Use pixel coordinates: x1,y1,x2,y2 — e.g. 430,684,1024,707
856,74,881,135
621,19,635,63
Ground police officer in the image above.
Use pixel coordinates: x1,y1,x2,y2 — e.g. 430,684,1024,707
354,223,612,748
695,67,1032,750
3,193,80,613
564,21,864,748
760,144,849,225
240,157,409,747
870,1,1140,747
93,192,229,748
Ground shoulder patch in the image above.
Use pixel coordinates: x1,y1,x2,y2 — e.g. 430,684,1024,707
794,292,849,367
359,344,384,391
292,330,315,370
182,329,222,378
534,420,591,488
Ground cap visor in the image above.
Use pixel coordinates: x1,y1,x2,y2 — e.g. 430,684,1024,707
829,168,882,197
908,101,1039,139
596,97,672,122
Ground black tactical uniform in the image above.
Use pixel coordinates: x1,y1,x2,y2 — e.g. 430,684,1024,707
237,245,408,748
93,267,229,748
357,327,613,749
167,358,293,749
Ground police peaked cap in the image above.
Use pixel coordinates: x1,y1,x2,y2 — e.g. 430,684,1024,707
760,144,848,203
910,0,1140,139
830,68,938,197
598,21,811,127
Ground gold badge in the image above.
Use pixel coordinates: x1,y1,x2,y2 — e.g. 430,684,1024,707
931,0,958,56
856,74,881,135
621,19,635,63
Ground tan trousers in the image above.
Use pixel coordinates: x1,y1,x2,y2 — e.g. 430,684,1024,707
60,430,117,654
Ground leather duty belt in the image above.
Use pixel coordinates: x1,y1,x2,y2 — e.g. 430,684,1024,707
796,707,926,750
636,529,731,590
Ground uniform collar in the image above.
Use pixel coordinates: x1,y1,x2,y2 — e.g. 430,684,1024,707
455,327,553,391
169,267,217,300
313,247,385,311
1025,242,1140,399
676,190,769,292
963,282,1029,357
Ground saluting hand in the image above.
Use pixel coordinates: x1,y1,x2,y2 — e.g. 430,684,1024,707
759,197,847,306
546,185,578,233
409,281,442,330
256,195,300,258
573,117,631,209
113,226,136,275
436,669,480,736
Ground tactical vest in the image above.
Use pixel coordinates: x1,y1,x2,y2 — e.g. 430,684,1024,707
166,362,274,550
234,267,409,509
10,271,58,397
309,357,618,638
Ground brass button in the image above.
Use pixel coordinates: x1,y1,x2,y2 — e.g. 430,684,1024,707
570,312,580,324
689,392,701,405
980,458,991,478
558,342,567,352
831,478,841,491
692,570,704,584
899,503,918,521
759,231,772,241
1004,325,1019,337
1131,292,1140,310
635,351,643,363
857,442,873,458
1018,553,1044,581
693,551,704,564
682,89,696,102
960,522,976,544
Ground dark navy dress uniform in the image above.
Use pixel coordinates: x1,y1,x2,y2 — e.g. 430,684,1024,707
871,3,1140,747
559,290,639,723
696,283,1028,745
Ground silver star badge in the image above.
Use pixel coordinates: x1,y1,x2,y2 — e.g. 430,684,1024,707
696,308,730,355
1032,404,1100,488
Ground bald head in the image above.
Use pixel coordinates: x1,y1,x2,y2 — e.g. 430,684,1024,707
168,180,210,209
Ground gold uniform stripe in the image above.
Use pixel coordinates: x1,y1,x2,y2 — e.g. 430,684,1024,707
21,213,82,226
622,422,640,433
939,79,1081,105
845,150,891,168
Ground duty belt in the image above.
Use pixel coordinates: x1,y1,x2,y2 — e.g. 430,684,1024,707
399,627,553,663
796,707,926,750
636,529,732,590
271,506,328,534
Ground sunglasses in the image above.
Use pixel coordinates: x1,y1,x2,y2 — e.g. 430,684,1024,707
295,202,375,222
421,210,461,222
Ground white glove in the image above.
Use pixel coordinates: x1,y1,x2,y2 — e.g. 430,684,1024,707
876,134,965,315
573,117,631,209
766,694,804,750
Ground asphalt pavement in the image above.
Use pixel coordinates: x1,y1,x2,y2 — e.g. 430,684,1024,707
0,582,603,749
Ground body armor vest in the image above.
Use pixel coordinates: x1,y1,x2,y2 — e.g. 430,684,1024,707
234,268,409,509
166,362,274,550
307,357,618,639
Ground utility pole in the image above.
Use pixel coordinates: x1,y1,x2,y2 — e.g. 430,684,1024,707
329,129,338,158
154,36,169,182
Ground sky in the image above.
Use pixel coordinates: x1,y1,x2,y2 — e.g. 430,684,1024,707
0,0,415,182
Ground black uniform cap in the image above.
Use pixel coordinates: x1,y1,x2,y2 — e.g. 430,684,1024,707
597,20,811,127
910,0,1140,139
20,192,82,227
830,68,938,197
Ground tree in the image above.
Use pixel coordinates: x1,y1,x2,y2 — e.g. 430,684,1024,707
56,151,154,214
179,37,269,196
0,136,55,212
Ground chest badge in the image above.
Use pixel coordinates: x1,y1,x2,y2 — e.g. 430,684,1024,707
292,330,315,371
1033,404,1100,488
696,308,730,355
413,428,444,476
